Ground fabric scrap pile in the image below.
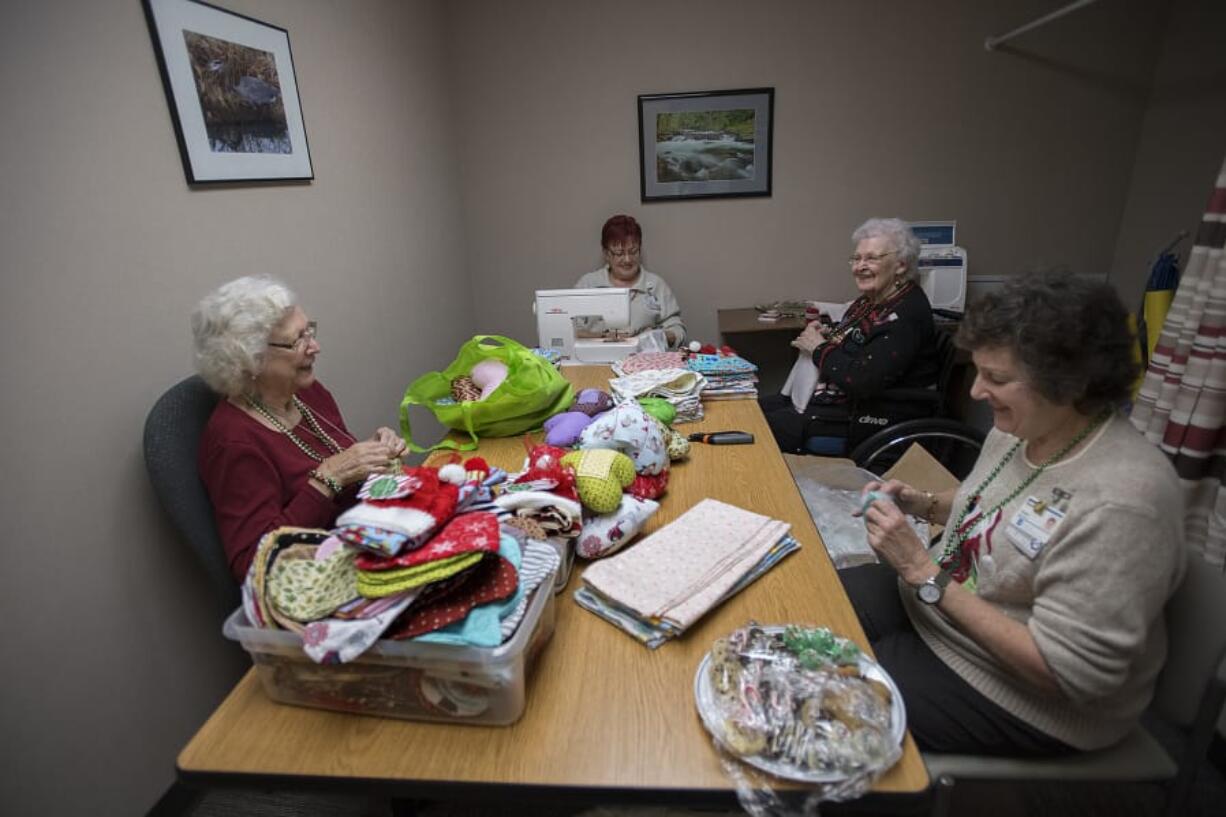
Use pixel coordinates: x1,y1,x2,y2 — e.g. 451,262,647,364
241,459,559,665
575,498,801,648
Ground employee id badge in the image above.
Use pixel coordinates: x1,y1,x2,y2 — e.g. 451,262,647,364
1004,496,1065,560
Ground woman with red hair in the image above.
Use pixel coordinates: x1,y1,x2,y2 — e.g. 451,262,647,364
573,214,686,348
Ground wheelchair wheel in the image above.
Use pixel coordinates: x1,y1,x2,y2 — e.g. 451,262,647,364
848,418,986,479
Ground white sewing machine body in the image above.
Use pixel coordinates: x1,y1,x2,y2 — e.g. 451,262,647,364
534,288,642,365
911,220,968,313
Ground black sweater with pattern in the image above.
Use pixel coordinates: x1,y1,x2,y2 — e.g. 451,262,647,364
812,284,939,402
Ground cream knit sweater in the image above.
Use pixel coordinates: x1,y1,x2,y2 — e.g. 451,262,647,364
902,415,1185,750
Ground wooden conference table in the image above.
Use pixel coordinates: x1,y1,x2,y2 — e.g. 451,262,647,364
177,366,928,807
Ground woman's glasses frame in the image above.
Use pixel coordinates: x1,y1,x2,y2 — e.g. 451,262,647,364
267,321,318,352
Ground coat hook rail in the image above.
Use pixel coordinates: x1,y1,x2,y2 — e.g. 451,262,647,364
985,0,1104,51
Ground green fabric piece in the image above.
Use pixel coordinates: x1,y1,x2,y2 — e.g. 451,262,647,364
356,551,485,598
267,544,357,622
400,335,574,452
636,397,676,427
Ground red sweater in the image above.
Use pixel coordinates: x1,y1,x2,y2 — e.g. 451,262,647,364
198,381,359,581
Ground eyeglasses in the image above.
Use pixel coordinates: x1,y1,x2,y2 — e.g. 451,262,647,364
606,245,641,259
268,321,317,351
848,252,896,266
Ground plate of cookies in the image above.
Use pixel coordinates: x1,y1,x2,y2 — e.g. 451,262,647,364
693,624,905,783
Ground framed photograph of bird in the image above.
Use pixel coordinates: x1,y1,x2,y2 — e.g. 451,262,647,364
143,0,313,183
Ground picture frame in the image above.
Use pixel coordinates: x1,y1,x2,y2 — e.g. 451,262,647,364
638,87,773,202
142,0,313,184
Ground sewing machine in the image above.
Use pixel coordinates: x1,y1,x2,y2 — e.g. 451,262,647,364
910,220,968,314
533,288,640,365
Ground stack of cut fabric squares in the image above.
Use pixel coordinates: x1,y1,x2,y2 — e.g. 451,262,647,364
686,352,758,400
575,498,800,648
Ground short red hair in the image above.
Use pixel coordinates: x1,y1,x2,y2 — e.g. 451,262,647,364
601,215,642,250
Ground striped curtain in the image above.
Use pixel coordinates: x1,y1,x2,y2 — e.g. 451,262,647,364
1130,156,1226,568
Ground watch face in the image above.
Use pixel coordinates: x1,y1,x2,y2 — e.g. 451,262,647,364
918,582,942,604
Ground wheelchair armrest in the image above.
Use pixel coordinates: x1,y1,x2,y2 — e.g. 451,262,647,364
869,387,941,407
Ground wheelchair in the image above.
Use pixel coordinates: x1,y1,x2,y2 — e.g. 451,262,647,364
805,326,986,480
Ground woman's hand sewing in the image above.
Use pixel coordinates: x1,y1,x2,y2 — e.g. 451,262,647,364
369,426,407,459
790,322,828,355
318,440,400,487
862,497,933,586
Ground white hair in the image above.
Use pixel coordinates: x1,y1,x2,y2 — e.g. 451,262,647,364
191,275,296,396
852,217,922,279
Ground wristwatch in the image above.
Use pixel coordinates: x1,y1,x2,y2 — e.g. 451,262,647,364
916,569,952,605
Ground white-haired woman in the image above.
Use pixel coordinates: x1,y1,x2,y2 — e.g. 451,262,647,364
193,276,404,581
760,218,940,453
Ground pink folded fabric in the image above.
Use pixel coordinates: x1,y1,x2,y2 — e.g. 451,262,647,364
618,351,686,374
580,498,790,630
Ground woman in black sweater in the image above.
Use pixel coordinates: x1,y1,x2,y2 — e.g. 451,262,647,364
760,218,939,454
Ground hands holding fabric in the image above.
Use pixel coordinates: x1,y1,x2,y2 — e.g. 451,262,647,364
318,427,405,487
855,479,935,586
790,322,828,355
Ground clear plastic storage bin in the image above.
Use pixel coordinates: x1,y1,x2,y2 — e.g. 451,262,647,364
222,573,556,725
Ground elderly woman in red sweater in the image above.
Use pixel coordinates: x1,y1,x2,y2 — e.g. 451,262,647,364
193,275,404,580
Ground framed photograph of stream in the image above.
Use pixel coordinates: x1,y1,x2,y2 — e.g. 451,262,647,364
143,0,313,184
638,88,773,202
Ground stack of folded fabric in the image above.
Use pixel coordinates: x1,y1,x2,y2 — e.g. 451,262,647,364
575,498,801,647
242,461,559,665
686,352,758,400
608,367,707,423
611,350,687,377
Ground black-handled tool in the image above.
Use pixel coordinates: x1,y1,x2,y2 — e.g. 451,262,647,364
687,431,754,445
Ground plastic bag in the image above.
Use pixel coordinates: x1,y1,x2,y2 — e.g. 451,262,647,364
399,335,574,452
790,465,929,569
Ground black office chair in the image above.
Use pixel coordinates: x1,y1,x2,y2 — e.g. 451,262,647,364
926,544,1226,817
143,375,238,613
846,330,986,479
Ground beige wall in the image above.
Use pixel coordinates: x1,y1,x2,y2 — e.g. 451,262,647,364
0,1,468,813
3,1,1222,813
448,0,1168,348
1109,0,1226,309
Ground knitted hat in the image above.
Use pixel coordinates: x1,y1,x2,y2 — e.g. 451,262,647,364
336,466,463,545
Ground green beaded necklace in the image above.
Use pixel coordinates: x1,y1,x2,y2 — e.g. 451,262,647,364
940,409,1112,564
244,395,342,463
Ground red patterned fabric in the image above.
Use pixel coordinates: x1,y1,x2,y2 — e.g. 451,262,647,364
1130,154,1226,567
619,351,686,373
385,553,518,639
629,469,668,500
354,512,500,571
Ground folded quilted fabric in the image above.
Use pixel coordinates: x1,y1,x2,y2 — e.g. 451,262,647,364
385,540,519,639
685,353,757,375
574,533,800,648
493,490,582,537
356,551,486,598
608,368,707,401
580,498,792,633
267,542,359,623
612,351,686,376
